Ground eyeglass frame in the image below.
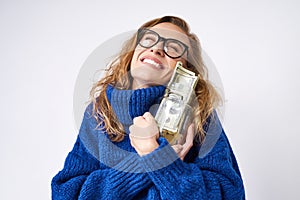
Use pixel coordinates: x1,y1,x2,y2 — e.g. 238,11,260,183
136,28,189,59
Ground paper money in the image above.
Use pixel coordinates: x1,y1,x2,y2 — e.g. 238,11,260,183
155,61,199,145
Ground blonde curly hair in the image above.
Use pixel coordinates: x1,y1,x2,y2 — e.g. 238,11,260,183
90,16,221,142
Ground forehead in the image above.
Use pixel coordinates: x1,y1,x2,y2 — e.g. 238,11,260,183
148,23,190,44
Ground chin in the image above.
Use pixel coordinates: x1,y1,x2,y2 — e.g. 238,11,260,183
132,77,167,88
131,68,171,86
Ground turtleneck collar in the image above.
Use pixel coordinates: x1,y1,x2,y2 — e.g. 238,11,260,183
106,85,166,131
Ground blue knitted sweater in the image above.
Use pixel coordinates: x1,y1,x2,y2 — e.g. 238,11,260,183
51,85,245,200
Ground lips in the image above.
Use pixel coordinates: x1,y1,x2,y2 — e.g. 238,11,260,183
140,56,164,69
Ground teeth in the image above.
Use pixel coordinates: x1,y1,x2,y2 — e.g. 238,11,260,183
143,59,160,68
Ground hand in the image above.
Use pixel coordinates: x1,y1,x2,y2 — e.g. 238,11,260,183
172,123,194,160
129,112,159,156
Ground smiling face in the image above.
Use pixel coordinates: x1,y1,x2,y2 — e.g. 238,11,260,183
130,23,190,89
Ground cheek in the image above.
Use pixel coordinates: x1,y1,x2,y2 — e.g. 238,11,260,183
131,47,144,67
130,52,138,69
167,59,186,69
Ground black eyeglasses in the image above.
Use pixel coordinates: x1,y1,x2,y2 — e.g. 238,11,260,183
137,28,189,59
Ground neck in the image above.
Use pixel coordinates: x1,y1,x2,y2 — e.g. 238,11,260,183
131,80,165,90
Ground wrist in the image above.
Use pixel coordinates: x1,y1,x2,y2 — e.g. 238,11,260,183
138,141,159,156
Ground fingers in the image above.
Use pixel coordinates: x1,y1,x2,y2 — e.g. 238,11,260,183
142,112,155,123
132,116,140,124
185,123,195,147
130,112,159,139
129,125,158,139
175,123,195,160
132,112,155,127
133,116,147,126
172,144,183,154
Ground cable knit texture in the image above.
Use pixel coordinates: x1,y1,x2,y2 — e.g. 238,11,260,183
51,85,245,200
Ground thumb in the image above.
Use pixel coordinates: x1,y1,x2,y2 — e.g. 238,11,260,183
143,112,156,123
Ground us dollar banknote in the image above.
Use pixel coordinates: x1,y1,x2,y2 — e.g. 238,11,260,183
155,61,199,145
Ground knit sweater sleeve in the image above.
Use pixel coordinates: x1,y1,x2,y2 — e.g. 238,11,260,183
51,137,154,199
51,105,153,199
140,130,245,200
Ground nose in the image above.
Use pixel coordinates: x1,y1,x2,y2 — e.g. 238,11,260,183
150,41,165,56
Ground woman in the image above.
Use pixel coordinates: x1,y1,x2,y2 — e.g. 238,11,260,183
51,16,245,199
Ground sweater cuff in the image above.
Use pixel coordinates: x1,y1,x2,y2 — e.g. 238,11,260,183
140,137,184,172
107,154,152,198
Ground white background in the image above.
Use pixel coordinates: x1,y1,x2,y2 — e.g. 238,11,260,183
1,0,299,199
